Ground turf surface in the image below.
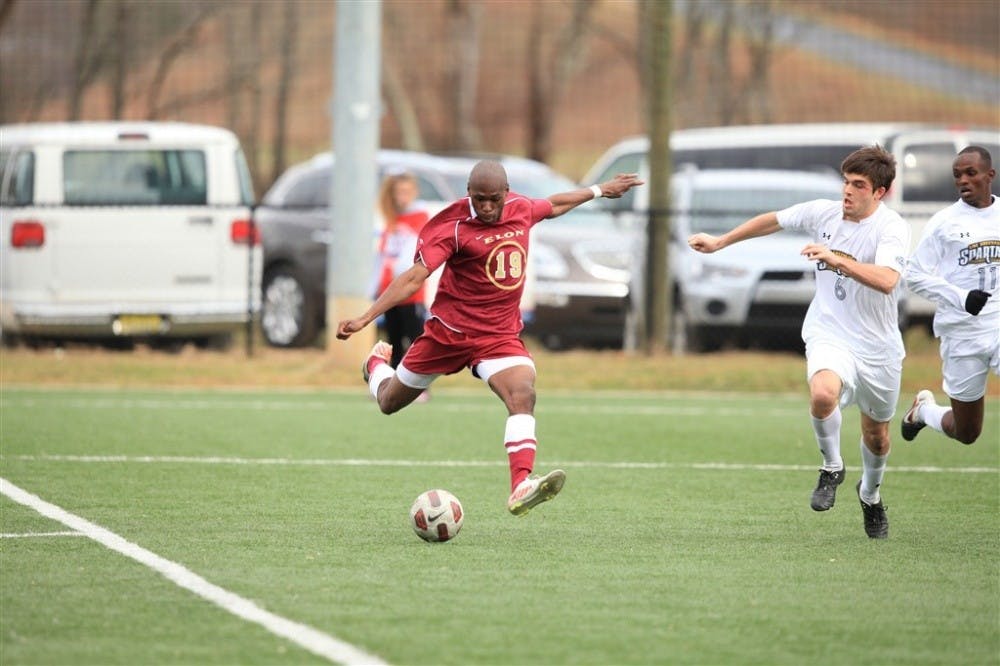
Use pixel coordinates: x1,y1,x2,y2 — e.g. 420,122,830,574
2,387,997,664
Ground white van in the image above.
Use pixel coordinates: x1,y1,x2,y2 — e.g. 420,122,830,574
0,121,260,348
583,122,1000,324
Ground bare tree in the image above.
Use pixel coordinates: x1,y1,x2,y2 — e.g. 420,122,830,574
445,0,482,151
676,1,705,92
382,6,424,152
674,0,707,125
108,0,131,119
526,0,595,163
0,0,16,31
639,0,672,355
246,1,263,188
270,0,298,186
739,0,777,124
709,0,736,125
21,81,58,123
68,0,103,120
146,2,216,119
223,7,244,133
0,0,16,120
382,54,425,152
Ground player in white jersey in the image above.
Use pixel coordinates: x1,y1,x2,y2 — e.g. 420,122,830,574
902,145,999,446
689,146,909,538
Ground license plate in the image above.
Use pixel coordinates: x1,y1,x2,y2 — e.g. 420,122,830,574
113,314,165,335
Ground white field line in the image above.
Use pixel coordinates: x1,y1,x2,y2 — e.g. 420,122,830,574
1,530,84,538
0,478,388,666
5,453,996,474
0,396,805,417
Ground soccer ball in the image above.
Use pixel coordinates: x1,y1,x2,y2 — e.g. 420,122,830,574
410,489,464,542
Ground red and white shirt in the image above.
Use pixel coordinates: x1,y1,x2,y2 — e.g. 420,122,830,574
416,192,552,335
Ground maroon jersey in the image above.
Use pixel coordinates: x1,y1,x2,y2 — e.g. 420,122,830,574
416,192,553,336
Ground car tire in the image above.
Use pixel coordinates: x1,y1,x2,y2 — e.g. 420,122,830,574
685,324,727,353
1,331,20,348
261,266,320,348
671,302,723,353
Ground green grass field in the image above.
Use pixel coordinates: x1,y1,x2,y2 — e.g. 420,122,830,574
1,385,997,665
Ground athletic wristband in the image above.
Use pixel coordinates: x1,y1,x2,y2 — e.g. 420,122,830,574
589,184,603,199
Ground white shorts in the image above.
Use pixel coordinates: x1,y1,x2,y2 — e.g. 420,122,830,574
806,341,902,423
939,334,1000,402
397,356,534,389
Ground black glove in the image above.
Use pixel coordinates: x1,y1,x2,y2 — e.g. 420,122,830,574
965,289,991,316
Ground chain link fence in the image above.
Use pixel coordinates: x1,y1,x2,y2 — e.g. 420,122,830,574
2,0,997,351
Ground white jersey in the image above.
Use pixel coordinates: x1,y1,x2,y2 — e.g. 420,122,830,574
905,196,1000,341
777,199,910,363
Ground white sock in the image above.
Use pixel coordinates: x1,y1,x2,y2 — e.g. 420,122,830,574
811,407,843,471
368,364,394,399
859,439,887,504
921,402,949,433
504,414,537,445
504,414,537,490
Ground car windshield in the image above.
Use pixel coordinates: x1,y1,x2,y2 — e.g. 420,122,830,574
687,186,839,234
63,149,208,205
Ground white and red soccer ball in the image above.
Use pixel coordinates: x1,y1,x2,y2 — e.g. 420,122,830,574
410,489,464,542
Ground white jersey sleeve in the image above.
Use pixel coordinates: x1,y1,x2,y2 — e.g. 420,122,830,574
905,208,966,311
875,214,910,276
906,197,1000,340
776,199,839,236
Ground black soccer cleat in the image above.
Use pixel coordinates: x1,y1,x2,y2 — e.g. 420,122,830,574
856,480,888,539
810,467,846,511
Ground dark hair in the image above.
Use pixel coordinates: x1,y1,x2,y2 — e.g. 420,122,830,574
841,144,896,192
958,145,993,168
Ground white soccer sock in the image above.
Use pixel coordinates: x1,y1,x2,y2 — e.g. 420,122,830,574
921,402,950,434
504,413,537,445
811,407,843,471
368,364,394,399
504,414,537,490
859,438,887,504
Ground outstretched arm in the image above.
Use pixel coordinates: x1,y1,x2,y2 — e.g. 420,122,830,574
688,211,781,254
547,173,644,218
336,262,431,340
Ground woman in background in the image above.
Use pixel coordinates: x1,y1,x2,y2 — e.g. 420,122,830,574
374,172,430,397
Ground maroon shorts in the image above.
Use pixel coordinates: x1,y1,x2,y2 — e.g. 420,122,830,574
401,317,531,377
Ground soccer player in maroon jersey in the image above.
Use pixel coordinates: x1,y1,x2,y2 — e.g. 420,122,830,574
337,160,643,516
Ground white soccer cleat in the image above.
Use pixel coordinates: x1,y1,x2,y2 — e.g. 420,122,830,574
507,469,566,517
901,389,936,442
361,341,393,383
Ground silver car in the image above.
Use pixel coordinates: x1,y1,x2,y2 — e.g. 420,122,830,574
558,167,847,352
668,168,845,351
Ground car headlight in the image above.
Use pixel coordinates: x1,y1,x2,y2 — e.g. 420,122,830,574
531,241,570,279
686,255,749,280
574,240,632,282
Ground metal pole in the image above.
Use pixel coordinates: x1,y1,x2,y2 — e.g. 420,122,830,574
327,0,382,362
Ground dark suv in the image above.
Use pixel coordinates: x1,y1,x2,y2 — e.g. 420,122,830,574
255,150,457,347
